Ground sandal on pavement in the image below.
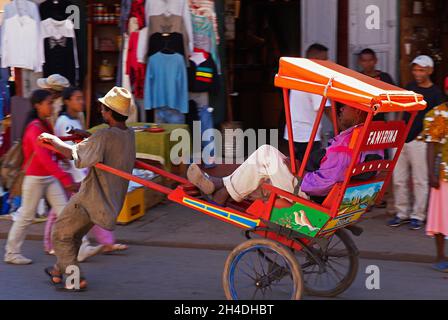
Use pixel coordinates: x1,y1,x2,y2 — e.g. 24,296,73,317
44,266,63,286
55,278,88,292
45,266,88,291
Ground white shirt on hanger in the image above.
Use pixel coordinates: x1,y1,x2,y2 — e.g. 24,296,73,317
41,18,75,39
1,1,44,72
41,18,79,68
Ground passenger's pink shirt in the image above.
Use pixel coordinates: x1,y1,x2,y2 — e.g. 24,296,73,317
301,125,383,196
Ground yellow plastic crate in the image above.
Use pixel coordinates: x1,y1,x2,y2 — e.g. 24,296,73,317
116,188,145,225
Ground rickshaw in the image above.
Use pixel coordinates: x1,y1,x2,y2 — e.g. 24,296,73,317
42,58,426,300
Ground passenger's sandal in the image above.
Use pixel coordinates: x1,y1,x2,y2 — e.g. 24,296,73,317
186,163,215,195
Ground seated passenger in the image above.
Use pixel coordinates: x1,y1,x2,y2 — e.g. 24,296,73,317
187,105,382,205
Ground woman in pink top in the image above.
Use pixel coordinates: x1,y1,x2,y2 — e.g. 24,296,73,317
4,89,75,265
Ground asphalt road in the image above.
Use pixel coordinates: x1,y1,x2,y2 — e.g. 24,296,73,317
0,239,447,300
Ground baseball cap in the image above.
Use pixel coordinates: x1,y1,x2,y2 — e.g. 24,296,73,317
411,55,434,68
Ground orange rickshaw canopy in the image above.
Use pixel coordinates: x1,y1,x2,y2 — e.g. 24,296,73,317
275,58,427,113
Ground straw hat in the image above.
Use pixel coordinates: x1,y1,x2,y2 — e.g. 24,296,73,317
37,74,70,91
98,87,131,116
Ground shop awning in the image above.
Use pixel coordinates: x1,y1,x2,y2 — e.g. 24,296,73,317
275,58,427,113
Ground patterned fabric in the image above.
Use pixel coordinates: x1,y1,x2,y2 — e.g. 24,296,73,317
129,0,146,29
189,0,219,44
191,13,221,74
423,103,448,181
188,53,219,92
196,67,213,82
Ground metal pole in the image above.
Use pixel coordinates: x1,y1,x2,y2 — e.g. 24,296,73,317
283,88,297,174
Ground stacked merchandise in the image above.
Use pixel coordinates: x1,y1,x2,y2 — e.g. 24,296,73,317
117,0,221,130
142,0,192,124
187,0,220,167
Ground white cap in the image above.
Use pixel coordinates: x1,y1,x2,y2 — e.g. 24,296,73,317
411,55,434,68
36,74,70,91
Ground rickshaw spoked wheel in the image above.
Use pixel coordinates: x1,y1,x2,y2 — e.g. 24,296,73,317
293,228,359,297
222,238,304,300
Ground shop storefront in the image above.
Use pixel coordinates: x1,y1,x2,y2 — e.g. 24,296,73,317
1,0,447,145
0,0,225,139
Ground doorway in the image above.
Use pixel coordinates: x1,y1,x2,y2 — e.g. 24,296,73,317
231,0,300,131
348,0,399,83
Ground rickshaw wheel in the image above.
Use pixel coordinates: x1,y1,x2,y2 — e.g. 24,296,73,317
223,238,303,300
294,228,359,297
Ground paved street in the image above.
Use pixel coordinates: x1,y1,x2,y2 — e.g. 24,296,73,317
1,239,447,300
